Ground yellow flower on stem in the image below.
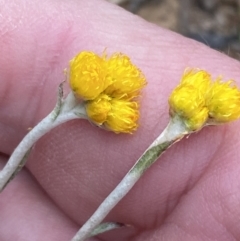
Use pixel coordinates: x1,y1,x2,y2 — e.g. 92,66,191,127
169,69,211,131
206,79,240,123
69,50,147,133
169,68,240,130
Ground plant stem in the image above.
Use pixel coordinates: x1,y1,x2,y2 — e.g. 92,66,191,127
0,88,86,192
71,115,189,241
89,222,125,237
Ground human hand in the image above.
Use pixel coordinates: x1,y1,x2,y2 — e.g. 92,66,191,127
0,0,240,240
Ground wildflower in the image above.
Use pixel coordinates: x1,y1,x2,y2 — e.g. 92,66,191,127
86,95,139,133
69,51,146,133
69,51,112,100
85,94,112,125
104,53,147,100
169,69,210,131
206,79,240,123
105,99,139,133
181,69,211,92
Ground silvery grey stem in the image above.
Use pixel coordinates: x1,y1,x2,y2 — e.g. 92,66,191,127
71,115,189,241
89,222,125,237
0,89,86,192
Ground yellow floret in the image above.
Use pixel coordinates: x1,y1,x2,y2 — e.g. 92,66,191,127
104,53,147,100
181,69,211,92
69,51,112,100
105,99,139,133
169,85,208,130
206,79,240,123
187,107,209,130
85,94,112,124
86,95,140,134
169,69,211,130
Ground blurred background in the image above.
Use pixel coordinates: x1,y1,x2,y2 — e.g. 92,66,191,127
107,0,240,60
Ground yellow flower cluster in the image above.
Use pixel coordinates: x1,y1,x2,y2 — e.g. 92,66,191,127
169,69,240,131
69,51,147,133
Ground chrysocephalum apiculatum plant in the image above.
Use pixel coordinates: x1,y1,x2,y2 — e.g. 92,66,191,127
1,50,240,241
0,50,146,192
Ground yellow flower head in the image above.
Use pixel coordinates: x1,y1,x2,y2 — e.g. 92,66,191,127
69,51,146,133
169,69,211,130
85,94,112,124
206,79,240,123
86,95,139,134
181,69,211,93
105,99,139,133
69,51,112,100
104,53,147,100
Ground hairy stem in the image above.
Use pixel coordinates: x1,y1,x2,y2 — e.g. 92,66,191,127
71,116,189,241
0,89,86,192
89,222,125,237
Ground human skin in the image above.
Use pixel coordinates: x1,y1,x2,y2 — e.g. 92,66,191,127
0,0,240,240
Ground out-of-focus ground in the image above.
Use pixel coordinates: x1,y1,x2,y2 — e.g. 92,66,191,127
107,0,240,60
